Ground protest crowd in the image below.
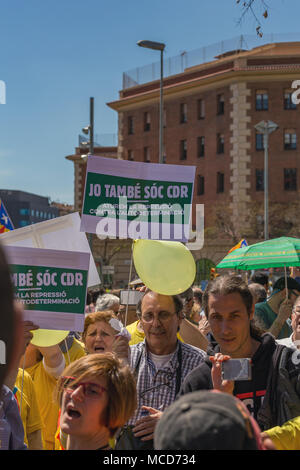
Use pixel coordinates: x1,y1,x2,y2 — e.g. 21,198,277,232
2,238,300,452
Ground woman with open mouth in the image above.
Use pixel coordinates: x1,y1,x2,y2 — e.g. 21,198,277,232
81,311,130,361
56,353,137,450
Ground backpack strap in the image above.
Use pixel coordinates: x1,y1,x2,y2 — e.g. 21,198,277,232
269,344,286,415
256,343,285,430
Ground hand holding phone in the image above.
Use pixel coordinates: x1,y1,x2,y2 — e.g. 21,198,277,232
221,358,252,381
209,353,235,394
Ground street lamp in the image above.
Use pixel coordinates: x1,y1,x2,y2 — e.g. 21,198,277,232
82,97,94,155
254,119,279,240
137,40,165,164
82,97,94,251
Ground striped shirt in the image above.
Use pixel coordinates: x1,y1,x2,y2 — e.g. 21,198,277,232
128,340,205,426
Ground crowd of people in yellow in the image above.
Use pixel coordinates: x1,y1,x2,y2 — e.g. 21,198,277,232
2,244,300,451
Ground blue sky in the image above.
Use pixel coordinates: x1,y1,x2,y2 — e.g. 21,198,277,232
0,0,297,204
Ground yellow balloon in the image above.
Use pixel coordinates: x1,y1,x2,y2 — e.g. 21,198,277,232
31,329,69,347
133,239,196,295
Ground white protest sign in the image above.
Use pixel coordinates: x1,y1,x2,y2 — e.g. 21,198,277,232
0,212,100,287
80,156,196,242
5,245,89,332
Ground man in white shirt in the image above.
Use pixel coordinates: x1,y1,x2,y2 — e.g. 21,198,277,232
116,290,206,450
277,295,300,350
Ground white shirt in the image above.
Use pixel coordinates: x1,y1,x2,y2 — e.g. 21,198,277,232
276,334,297,350
148,351,174,369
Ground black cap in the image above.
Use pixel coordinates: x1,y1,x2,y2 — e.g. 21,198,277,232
154,390,264,450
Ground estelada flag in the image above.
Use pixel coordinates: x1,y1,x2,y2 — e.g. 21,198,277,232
227,238,248,254
0,199,14,233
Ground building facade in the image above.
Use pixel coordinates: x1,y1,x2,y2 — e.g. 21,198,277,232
0,190,59,229
67,40,300,287
66,145,118,212
108,41,300,259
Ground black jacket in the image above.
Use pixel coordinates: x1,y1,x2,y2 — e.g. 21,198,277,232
179,333,298,430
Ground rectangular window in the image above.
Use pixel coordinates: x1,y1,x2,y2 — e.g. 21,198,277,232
256,133,264,151
216,172,224,193
256,90,268,110
284,89,297,110
128,149,134,161
128,116,134,135
284,168,297,191
217,133,224,154
180,103,187,123
197,99,205,119
256,169,264,191
20,220,29,227
197,175,205,195
180,139,187,160
217,94,225,115
143,146,150,163
144,112,151,132
284,129,297,150
197,136,205,157
19,208,29,215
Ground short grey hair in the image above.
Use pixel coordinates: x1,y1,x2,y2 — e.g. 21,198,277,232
95,293,120,311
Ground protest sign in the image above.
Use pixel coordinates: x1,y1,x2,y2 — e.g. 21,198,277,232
80,156,195,242
5,245,89,332
0,212,100,287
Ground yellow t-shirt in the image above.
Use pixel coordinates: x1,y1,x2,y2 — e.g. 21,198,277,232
126,320,183,345
265,416,300,450
26,338,86,450
14,368,43,447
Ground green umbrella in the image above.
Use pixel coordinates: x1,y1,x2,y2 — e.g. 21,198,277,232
216,237,300,271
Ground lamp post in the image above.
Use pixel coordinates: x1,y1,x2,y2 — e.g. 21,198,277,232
82,97,94,156
137,40,165,164
82,97,94,251
254,119,278,240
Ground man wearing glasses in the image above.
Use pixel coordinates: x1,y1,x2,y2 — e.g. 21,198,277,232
116,290,206,450
254,276,300,339
277,296,300,350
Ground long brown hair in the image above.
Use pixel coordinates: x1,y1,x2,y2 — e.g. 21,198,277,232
202,274,264,337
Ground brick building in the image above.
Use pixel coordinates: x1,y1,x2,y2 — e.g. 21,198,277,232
65,144,118,213
107,41,300,278
66,39,300,286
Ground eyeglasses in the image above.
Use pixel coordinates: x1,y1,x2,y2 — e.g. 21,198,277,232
61,376,107,398
141,311,176,323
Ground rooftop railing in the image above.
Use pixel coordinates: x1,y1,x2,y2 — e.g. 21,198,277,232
123,33,300,90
